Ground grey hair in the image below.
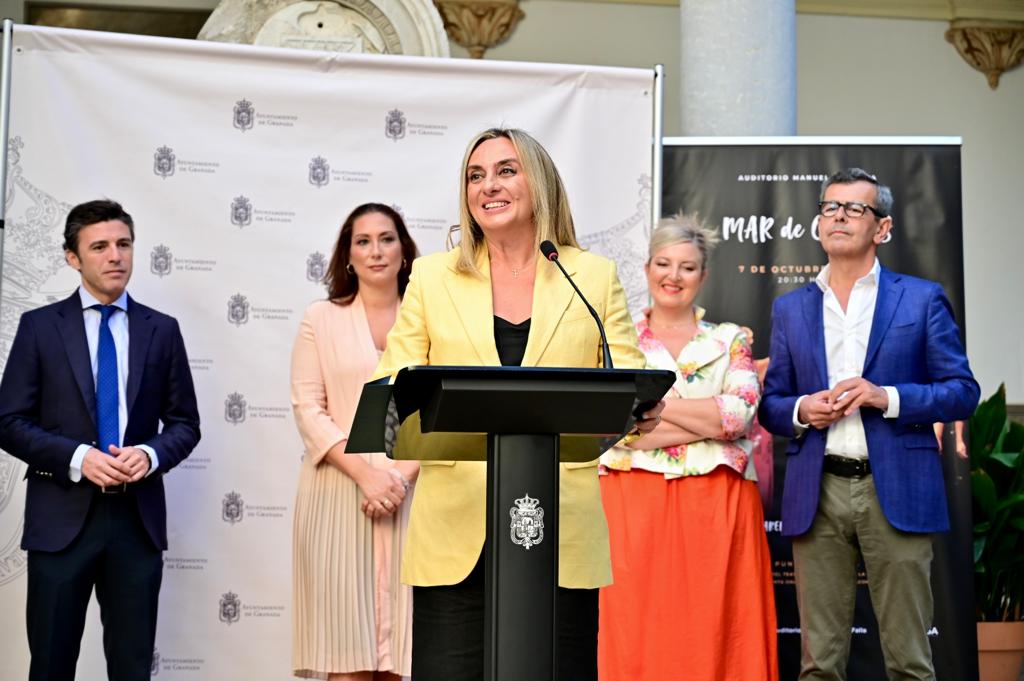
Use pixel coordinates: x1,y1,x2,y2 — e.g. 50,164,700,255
649,213,720,269
820,168,893,217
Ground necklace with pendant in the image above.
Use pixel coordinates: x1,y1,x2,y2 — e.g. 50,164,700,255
510,259,534,279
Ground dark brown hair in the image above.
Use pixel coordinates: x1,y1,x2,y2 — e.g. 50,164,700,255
324,203,418,305
64,199,135,254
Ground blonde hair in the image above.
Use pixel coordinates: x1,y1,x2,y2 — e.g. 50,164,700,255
455,128,580,276
649,213,720,269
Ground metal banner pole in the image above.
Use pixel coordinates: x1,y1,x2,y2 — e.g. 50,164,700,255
0,19,14,303
651,63,664,234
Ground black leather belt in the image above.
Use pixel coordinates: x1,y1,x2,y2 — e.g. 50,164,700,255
99,482,128,494
823,454,871,478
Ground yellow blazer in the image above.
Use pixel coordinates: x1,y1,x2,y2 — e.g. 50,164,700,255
373,244,644,588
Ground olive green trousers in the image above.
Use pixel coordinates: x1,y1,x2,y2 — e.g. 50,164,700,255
792,472,936,681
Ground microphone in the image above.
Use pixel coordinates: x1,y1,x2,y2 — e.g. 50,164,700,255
539,240,613,369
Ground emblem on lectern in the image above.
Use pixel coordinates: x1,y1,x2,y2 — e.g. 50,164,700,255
510,493,544,550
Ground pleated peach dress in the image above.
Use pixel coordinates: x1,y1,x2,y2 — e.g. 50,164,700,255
290,296,412,678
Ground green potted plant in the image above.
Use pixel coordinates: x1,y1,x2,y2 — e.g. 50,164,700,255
970,384,1024,681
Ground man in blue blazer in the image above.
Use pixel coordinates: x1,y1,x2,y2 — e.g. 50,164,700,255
0,200,200,681
759,169,978,681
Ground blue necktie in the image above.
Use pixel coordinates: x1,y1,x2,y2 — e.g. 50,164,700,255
94,305,119,454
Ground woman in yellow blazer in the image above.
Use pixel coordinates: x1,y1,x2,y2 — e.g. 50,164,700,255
373,128,657,681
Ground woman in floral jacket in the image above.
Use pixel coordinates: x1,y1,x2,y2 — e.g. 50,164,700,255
598,215,778,681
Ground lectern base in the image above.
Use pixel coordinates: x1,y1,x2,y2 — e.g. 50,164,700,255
485,433,560,681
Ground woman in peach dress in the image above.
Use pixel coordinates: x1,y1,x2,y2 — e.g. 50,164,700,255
290,203,419,680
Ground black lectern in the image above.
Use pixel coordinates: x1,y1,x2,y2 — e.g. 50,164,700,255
347,365,675,681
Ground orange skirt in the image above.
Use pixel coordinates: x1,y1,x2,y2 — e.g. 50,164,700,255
598,467,778,681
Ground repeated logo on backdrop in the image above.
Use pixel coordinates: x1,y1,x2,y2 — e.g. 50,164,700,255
226,293,293,324
227,294,250,326
233,99,254,132
151,645,205,674
150,646,205,674
150,245,173,277
219,490,286,524
230,196,252,227
306,252,327,283
217,590,285,626
224,392,247,424
381,107,448,138
308,156,329,188
146,244,215,277
227,195,295,226
229,97,297,130
154,146,176,178
152,145,220,178
219,592,241,625
223,391,289,424
222,491,244,524
385,109,406,141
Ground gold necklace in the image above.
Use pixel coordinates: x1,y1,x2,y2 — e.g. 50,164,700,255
510,258,534,279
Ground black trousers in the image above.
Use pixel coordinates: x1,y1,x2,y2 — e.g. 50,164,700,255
412,554,599,681
26,491,163,681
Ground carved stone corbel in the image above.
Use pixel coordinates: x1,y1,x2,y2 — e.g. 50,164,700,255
945,20,1024,89
432,0,524,59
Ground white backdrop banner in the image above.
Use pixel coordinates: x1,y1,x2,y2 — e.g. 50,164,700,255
0,24,654,679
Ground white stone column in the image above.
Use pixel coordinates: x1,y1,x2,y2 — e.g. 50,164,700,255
679,0,796,135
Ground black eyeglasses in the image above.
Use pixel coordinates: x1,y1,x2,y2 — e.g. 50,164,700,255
818,200,887,219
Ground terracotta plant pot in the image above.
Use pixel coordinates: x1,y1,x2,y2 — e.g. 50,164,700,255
978,621,1024,681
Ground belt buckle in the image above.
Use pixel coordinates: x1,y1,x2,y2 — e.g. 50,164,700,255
101,482,127,494
848,457,870,477
826,454,870,478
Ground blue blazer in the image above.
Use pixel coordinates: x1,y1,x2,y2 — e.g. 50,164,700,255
0,291,201,551
759,268,979,536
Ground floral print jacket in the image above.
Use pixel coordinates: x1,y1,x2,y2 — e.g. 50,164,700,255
601,308,761,479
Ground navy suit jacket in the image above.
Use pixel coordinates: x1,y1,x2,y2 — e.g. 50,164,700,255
0,291,200,551
759,268,979,537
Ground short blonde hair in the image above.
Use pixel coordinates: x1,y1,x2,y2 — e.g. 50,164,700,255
455,128,580,276
649,213,720,269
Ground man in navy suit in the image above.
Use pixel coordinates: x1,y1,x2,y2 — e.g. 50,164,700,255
759,169,978,681
0,200,200,681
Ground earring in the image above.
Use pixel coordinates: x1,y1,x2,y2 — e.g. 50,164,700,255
402,258,407,268
346,263,354,274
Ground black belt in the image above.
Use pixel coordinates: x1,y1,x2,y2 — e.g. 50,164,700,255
823,454,871,478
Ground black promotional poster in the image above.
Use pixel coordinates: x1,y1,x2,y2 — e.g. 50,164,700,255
661,139,974,681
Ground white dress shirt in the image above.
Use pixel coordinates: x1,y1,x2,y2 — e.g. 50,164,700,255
793,259,900,459
69,288,159,482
